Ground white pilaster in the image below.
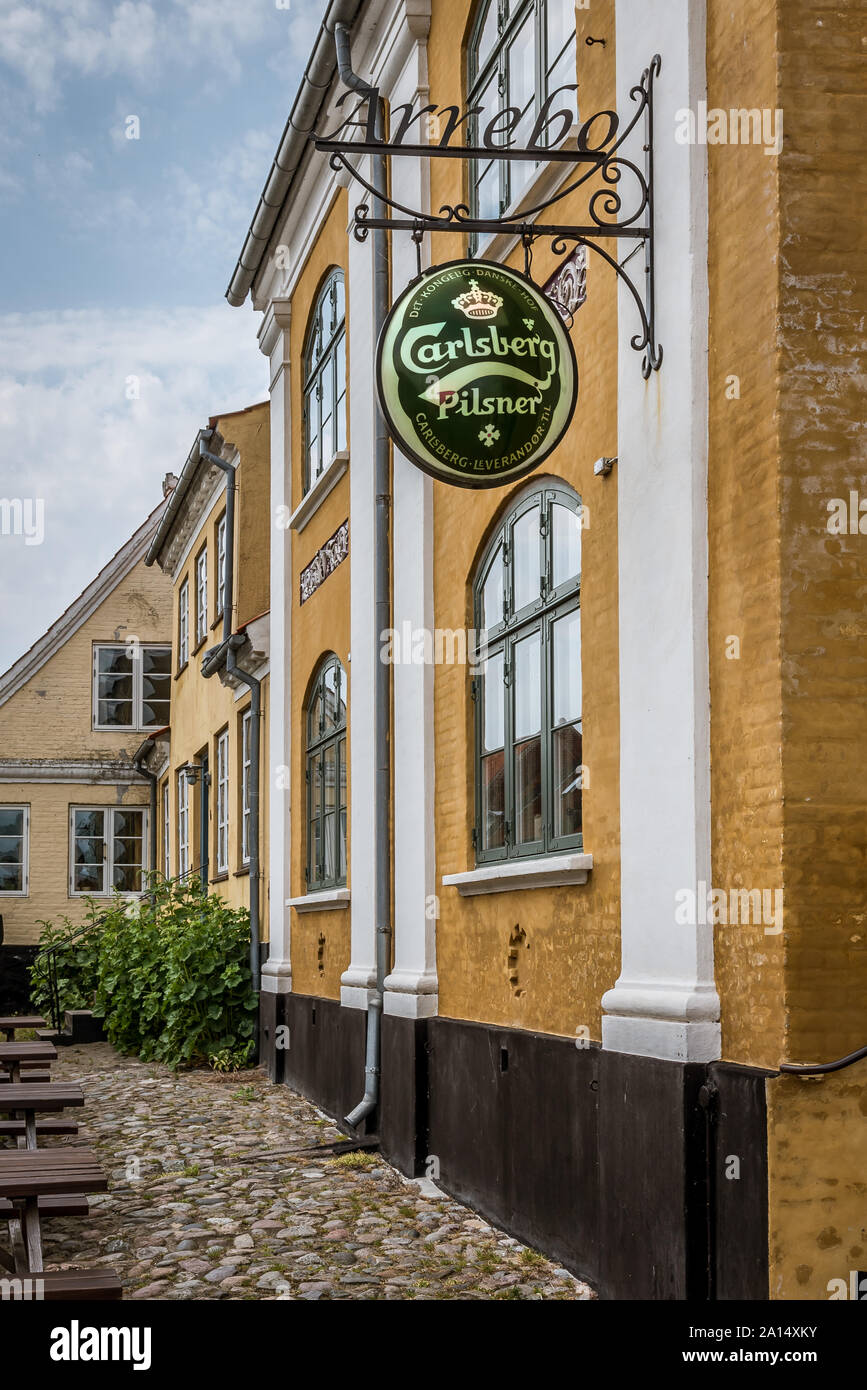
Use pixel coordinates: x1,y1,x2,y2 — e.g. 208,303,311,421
601,0,720,1061
259,300,294,997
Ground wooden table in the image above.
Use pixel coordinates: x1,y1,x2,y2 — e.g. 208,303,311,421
0,1149,108,1274
0,1083,84,1148
0,1016,46,1041
0,1041,56,1083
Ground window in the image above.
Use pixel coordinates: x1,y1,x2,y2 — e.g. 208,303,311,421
216,513,227,618
177,772,190,879
215,729,229,874
0,805,29,895
93,644,171,730
195,547,208,645
303,270,346,493
178,578,189,668
69,806,147,896
473,482,582,862
241,709,252,866
306,656,347,890
467,0,578,225
161,781,170,879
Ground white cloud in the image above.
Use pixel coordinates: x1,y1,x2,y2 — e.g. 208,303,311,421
0,301,267,673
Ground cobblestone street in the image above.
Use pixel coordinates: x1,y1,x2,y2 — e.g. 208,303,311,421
31,1045,594,1301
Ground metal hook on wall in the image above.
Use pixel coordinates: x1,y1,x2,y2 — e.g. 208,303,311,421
521,227,534,281
411,220,424,279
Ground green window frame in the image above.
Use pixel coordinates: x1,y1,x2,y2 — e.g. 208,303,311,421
302,269,347,494
473,482,583,864
305,655,348,891
467,0,578,234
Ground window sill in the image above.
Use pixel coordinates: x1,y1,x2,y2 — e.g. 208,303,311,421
442,852,592,896
210,871,229,884
192,636,207,657
289,451,349,533
234,865,250,877
174,662,188,681
475,126,582,262
286,887,350,913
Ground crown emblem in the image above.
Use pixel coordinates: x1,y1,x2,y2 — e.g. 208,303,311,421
451,278,503,322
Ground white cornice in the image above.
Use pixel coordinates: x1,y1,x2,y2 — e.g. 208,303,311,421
0,501,167,708
0,759,148,786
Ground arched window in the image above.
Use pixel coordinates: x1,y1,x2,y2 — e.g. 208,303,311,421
306,655,348,890
302,269,346,493
467,0,578,224
473,482,582,862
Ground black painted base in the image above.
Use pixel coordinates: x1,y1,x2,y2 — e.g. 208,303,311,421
0,945,38,1015
262,996,769,1300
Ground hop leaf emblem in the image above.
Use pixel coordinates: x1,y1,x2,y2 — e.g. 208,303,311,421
479,424,500,447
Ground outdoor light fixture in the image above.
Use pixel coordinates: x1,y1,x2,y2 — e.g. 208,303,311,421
181,763,200,785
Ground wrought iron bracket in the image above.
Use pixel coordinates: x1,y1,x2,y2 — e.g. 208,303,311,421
313,54,662,376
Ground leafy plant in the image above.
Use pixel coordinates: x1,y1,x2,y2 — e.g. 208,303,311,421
31,876,257,1071
29,908,104,1022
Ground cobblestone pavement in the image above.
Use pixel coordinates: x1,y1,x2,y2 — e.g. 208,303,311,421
23,1044,595,1301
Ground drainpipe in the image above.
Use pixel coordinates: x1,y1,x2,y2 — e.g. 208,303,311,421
132,739,158,879
335,23,392,1133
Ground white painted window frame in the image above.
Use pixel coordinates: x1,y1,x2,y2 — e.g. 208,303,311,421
216,728,229,874
216,514,227,617
178,578,189,668
195,546,208,645
92,643,172,733
162,781,170,879
177,772,190,879
68,805,148,898
0,804,29,896
241,709,252,866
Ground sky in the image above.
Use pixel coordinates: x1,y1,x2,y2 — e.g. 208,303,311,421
0,0,322,673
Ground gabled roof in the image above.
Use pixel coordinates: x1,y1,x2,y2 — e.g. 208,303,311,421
0,498,168,708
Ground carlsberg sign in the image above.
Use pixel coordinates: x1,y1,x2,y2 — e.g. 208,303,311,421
376,260,577,488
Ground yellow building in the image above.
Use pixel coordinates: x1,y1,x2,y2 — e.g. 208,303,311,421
142,404,271,968
0,495,174,960
227,0,867,1301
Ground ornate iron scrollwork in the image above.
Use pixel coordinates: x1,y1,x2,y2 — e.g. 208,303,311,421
314,53,662,376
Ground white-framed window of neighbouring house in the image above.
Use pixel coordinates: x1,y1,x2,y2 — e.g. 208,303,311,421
178,578,189,669
216,728,229,874
241,709,252,866
0,804,29,895
177,771,190,879
69,806,147,896
216,513,227,619
92,644,171,731
162,780,170,880
195,546,208,645
302,268,346,494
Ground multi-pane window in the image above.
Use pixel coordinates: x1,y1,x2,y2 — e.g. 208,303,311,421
216,514,227,618
306,656,347,890
216,729,229,874
303,270,346,493
467,0,578,225
93,644,171,730
178,578,189,668
70,807,146,895
177,772,190,879
474,483,582,862
162,781,170,879
0,805,29,895
241,709,252,866
195,547,208,645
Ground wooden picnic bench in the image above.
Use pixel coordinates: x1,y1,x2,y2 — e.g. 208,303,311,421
6,1268,122,1301
0,1041,57,1084
0,1082,84,1148
0,1149,108,1274
0,1016,46,1042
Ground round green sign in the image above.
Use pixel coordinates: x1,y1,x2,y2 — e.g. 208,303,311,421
376,259,578,489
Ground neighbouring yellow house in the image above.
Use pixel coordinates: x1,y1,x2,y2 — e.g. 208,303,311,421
0,492,175,953
142,403,271,970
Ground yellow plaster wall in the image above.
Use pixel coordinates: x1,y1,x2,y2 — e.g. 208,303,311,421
429,0,621,1036
0,550,172,944
287,190,352,999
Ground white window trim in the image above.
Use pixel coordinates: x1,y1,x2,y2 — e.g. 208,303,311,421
287,888,351,913
177,773,190,879
195,547,208,645
162,782,170,879
442,852,593,896
178,578,189,668
216,729,229,874
0,804,29,896
241,710,252,866
92,644,172,733
69,805,149,898
216,514,227,616
289,450,349,533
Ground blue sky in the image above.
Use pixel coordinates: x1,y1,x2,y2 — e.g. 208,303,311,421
0,0,322,672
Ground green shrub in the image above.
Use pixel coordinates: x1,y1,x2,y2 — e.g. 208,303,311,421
30,908,103,1022
31,877,257,1071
